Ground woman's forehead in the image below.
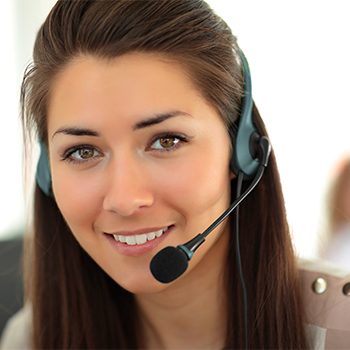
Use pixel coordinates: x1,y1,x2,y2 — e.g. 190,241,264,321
47,53,223,138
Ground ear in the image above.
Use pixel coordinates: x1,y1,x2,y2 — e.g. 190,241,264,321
230,169,236,180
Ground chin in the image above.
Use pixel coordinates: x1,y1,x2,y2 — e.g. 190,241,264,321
114,272,171,295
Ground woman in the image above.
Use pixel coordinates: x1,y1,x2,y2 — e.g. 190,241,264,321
1,1,349,349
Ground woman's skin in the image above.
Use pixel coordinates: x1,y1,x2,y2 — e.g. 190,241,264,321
47,53,234,349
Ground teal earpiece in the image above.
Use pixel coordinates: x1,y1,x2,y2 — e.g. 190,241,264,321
230,50,260,178
36,140,53,197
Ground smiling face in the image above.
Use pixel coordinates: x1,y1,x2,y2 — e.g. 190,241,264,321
47,53,233,294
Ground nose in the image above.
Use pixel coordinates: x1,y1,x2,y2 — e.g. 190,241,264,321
102,156,155,216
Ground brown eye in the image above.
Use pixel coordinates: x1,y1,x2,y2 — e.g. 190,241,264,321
159,137,175,148
150,136,181,150
63,146,102,163
78,147,94,159
149,133,189,152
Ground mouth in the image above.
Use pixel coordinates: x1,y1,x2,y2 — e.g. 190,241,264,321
110,226,170,246
105,225,174,257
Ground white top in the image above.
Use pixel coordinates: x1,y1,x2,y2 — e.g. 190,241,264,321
0,306,30,350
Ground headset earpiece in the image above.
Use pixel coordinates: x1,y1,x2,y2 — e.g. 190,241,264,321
230,50,260,178
36,140,53,197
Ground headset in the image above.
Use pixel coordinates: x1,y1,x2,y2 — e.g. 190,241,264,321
36,140,52,197
231,50,262,177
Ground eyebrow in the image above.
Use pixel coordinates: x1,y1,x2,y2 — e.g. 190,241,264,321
52,126,99,140
51,110,192,139
132,110,192,130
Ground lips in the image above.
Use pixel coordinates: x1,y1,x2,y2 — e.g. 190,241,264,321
105,225,173,257
112,227,169,246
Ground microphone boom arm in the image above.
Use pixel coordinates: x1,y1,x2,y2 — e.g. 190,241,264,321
179,164,266,257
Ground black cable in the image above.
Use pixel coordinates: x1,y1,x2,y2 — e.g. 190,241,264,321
235,171,248,350
201,165,265,239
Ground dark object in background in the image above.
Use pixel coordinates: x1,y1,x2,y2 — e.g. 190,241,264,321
0,238,24,337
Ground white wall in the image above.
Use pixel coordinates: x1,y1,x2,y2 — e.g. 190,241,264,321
1,1,349,260
0,0,57,239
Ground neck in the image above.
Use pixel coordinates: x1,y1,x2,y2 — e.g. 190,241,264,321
135,224,230,349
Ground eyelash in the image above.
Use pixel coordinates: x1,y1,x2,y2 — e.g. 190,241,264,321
60,133,189,164
60,144,103,165
147,132,190,153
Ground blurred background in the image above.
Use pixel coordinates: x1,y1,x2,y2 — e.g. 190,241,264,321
1,0,350,334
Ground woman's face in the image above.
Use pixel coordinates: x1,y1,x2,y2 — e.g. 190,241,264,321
47,53,233,294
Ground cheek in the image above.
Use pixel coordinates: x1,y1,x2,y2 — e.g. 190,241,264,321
51,169,104,231
152,145,232,216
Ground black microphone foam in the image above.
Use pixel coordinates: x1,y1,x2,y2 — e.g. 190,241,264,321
150,246,189,284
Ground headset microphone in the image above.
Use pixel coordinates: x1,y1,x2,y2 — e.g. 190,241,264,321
150,136,271,284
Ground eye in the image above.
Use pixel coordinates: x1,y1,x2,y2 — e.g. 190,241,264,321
61,145,103,163
148,133,189,152
72,147,99,159
151,137,180,150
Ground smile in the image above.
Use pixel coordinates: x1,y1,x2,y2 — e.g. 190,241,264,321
112,227,169,246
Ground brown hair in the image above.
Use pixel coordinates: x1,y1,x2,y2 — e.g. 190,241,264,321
22,0,308,348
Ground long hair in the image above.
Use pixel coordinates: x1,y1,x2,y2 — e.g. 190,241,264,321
21,1,308,348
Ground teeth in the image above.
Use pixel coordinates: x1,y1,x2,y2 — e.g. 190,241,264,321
147,232,156,241
155,229,163,237
126,236,136,245
135,234,147,245
112,227,169,246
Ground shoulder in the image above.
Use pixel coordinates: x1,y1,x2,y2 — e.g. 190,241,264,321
298,258,350,350
0,306,31,350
